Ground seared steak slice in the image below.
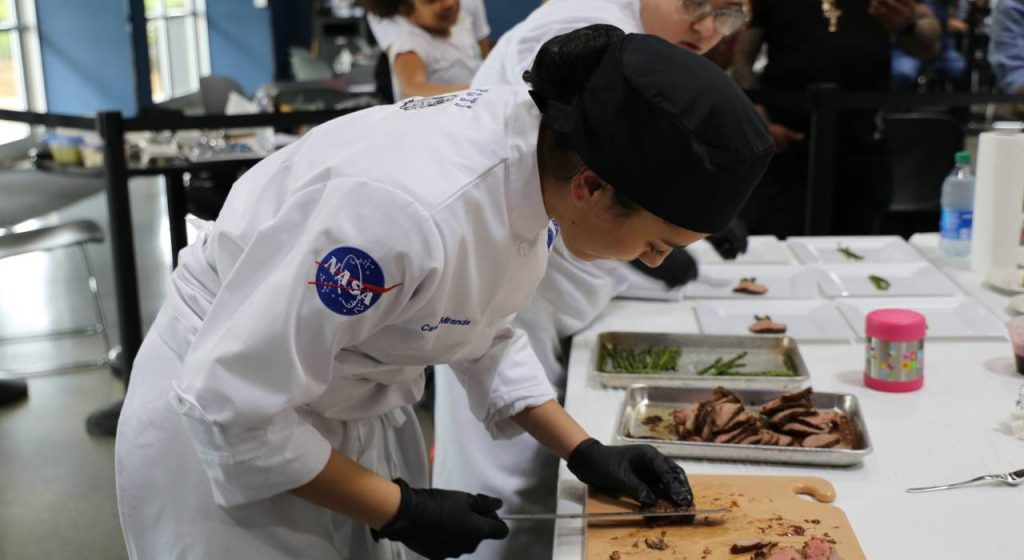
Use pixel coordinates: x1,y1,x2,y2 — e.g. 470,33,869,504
709,386,742,405
754,545,803,560
713,420,759,443
768,407,816,426
710,402,745,433
760,388,813,416
802,433,841,448
802,537,838,560
781,422,827,437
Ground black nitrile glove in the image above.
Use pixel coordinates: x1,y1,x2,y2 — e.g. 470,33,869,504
371,478,509,559
629,248,699,288
566,438,694,508
706,219,749,260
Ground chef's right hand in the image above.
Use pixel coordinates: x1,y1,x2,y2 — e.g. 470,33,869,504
630,248,699,288
371,478,509,559
768,122,805,153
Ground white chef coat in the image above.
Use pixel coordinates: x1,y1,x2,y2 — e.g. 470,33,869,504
471,0,643,89
434,3,661,559
115,86,558,559
367,0,491,51
388,15,482,101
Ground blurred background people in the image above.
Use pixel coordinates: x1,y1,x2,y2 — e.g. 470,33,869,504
731,0,941,237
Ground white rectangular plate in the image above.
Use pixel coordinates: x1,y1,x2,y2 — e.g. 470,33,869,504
788,236,924,265
814,263,961,298
688,236,795,265
837,297,1007,339
684,265,821,299
695,300,854,341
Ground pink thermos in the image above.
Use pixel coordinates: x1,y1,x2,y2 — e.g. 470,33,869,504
864,309,926,392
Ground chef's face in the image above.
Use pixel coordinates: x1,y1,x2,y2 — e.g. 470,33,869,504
558,170,707,266
403,0,460,34
640,0,746,54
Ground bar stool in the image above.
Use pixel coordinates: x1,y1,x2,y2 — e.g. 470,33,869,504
0,220,112,377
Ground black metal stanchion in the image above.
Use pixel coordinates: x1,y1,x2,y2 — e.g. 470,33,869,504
86,111,142,437
805,84,839,236
165,173,188,270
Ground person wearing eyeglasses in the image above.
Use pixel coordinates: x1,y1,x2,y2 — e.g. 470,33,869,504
431,3,754,560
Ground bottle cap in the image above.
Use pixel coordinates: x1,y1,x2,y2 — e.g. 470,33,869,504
866,309,927,342
955,151,971,165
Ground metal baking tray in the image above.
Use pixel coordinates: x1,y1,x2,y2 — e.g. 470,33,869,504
595,332,810,391
615,385,873,467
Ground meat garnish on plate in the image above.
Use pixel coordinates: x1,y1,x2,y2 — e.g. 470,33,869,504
749,315,787,334
734,277,769,295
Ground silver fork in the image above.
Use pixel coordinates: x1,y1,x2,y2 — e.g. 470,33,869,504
906,468,1024,493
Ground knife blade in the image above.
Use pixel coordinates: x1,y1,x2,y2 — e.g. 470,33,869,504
500,508,730,521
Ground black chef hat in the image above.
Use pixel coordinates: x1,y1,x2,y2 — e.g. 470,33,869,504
532,33,774,234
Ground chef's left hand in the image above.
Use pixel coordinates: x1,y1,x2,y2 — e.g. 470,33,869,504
706,219,749,260
566,438,694,508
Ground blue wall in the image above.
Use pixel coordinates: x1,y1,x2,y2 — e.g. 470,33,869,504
483,0,540,39
207,0,274,96
37,0,136,115
36,0,274,116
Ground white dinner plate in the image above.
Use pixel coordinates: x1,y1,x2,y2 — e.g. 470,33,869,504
684,265,820,300
788,236,924,265
694,300,854,341
984,269,1024,294
837,297,1007,339
814,263,961,298
687,236,795,265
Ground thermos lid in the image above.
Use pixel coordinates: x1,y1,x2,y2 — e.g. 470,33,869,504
866,309,927,342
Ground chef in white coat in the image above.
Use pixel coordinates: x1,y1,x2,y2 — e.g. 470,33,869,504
115,27,772,560
434,3,755,559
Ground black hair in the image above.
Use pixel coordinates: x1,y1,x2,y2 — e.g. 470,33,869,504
524,24,638,213
357,0,411,19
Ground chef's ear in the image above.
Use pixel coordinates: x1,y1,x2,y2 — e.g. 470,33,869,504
569,167,608,202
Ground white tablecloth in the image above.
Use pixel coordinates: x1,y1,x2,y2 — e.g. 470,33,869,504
551,234,1024,559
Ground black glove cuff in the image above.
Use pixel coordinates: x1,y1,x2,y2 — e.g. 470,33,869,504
566,438,602,477
370,478,413,542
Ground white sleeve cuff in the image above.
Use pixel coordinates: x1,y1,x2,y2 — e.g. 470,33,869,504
170,389,332,508
482,384,558,440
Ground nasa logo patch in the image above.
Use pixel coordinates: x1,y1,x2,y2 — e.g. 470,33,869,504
400,94,458,111
310,247,402,316
546,219,559,249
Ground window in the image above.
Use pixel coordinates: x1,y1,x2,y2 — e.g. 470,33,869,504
0,0,44,145
145,0,210,103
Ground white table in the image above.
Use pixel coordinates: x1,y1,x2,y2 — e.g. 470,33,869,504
551,235,1024,559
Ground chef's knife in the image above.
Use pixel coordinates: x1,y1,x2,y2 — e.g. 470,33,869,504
501,508,730,521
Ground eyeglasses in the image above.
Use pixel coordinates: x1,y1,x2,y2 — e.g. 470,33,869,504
677,0,750,35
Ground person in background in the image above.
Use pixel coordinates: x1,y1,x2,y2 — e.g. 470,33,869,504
989,0,1024,113
366,0,492,56
891,0,967,91
361,0,484,100
731,0,941,237
433,4,755,559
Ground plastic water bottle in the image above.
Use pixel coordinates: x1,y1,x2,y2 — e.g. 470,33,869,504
939,151,975,258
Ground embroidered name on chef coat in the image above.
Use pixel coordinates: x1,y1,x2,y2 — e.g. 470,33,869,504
421,316,473,332
310,247,402,316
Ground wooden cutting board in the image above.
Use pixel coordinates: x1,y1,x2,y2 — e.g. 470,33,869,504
585,475,865,560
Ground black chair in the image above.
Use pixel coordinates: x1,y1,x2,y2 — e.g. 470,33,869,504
879,113,966,238
374,51,395,104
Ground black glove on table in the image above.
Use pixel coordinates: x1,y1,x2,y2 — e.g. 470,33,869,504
706,219,749,260
371,478,509,559
629,248,699,288
566,438,694,508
